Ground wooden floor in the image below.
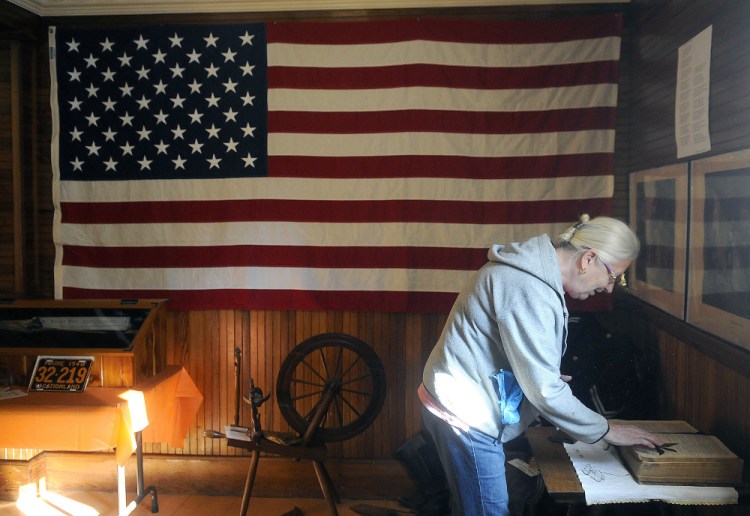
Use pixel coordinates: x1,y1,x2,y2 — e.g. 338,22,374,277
0,491,410,516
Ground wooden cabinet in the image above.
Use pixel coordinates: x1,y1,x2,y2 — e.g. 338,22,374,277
0,299,167,387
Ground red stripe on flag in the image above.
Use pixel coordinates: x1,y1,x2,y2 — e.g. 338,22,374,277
269,62,620,90
268,154,614,179
62,287,460,313
62,245,489,270
266,15,622,44
269,108,617,134
60,198,613,224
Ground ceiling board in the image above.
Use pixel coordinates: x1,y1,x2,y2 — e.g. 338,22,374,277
6,0,629,17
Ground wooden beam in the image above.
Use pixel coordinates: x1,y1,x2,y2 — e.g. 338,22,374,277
10,39,24,295
30,44,40,293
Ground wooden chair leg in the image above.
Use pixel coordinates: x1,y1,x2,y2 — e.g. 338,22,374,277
239,450,260,516
314,459,340,503
312,460,339,516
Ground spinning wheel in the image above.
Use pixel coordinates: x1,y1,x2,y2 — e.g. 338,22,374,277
276,333,387,442
211,333,386,515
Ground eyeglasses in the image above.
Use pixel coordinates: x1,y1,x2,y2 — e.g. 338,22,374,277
599,258,627,287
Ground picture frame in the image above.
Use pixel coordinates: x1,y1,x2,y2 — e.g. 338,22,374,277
629,163,689,319
687,149,750,350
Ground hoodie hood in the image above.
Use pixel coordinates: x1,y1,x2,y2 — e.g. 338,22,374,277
486,235,563,296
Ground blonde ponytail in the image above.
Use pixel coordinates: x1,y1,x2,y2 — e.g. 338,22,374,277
556,214,639,262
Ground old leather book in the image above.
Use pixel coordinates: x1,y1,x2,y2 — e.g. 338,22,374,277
615,420,744,485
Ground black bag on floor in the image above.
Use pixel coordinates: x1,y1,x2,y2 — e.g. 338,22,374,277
394,430,450,515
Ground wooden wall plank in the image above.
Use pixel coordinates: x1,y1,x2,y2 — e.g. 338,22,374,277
0,43,15,295
10,40,23,294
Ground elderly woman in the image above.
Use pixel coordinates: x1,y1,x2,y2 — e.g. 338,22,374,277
420,214,662,515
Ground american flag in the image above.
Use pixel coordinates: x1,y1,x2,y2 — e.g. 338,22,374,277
50,15,621,312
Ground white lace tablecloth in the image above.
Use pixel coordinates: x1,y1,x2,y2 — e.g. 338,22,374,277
563,440,738,506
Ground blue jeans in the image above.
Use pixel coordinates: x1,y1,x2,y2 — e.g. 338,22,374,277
422,407,509,515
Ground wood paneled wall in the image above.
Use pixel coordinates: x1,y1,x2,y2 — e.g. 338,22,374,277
629,0,750,169
144,309,447,459
623,0,750,465
657,333,750,461
0,32,47,299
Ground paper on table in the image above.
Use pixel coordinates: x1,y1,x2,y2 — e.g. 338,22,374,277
564,440,738,506
508,457,539,477
0,388,28,401
225,425,253,441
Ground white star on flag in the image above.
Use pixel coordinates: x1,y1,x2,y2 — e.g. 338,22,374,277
52,24,266,179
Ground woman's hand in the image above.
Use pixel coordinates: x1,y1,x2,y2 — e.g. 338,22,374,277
603,422,663,448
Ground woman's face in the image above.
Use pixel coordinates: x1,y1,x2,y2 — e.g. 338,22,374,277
564,251,630,301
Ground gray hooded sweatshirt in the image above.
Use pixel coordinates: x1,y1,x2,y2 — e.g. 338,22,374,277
422,234,609,444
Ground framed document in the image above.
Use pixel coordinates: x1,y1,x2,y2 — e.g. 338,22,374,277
629,163,689,318
28,355,94,392
687,149,750,350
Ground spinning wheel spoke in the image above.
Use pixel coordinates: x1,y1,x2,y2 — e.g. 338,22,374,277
300,358,328,384
337,393,363,417
340,372,374,385
339,355,363,379
289,377,326,389
340,387,374,397
316,349,332,379
290,389,326,403
276,333,387,442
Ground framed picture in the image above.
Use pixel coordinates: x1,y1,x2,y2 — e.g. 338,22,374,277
629,163,689,318
688,148,750,350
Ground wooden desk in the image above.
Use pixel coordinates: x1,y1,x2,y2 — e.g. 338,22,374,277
0,365,202,514
526,426,749,509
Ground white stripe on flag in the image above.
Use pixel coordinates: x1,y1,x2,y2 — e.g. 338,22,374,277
61,265,475,292
268,130,615,158
59,221,572,248
267,37,621,68
268,84,619,112
59,176,614,203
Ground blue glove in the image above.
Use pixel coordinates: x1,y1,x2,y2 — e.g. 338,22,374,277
491,369,523,425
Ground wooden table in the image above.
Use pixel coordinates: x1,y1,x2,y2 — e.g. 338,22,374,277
0,365,203,514
525,425,749,510
525,426,585,505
